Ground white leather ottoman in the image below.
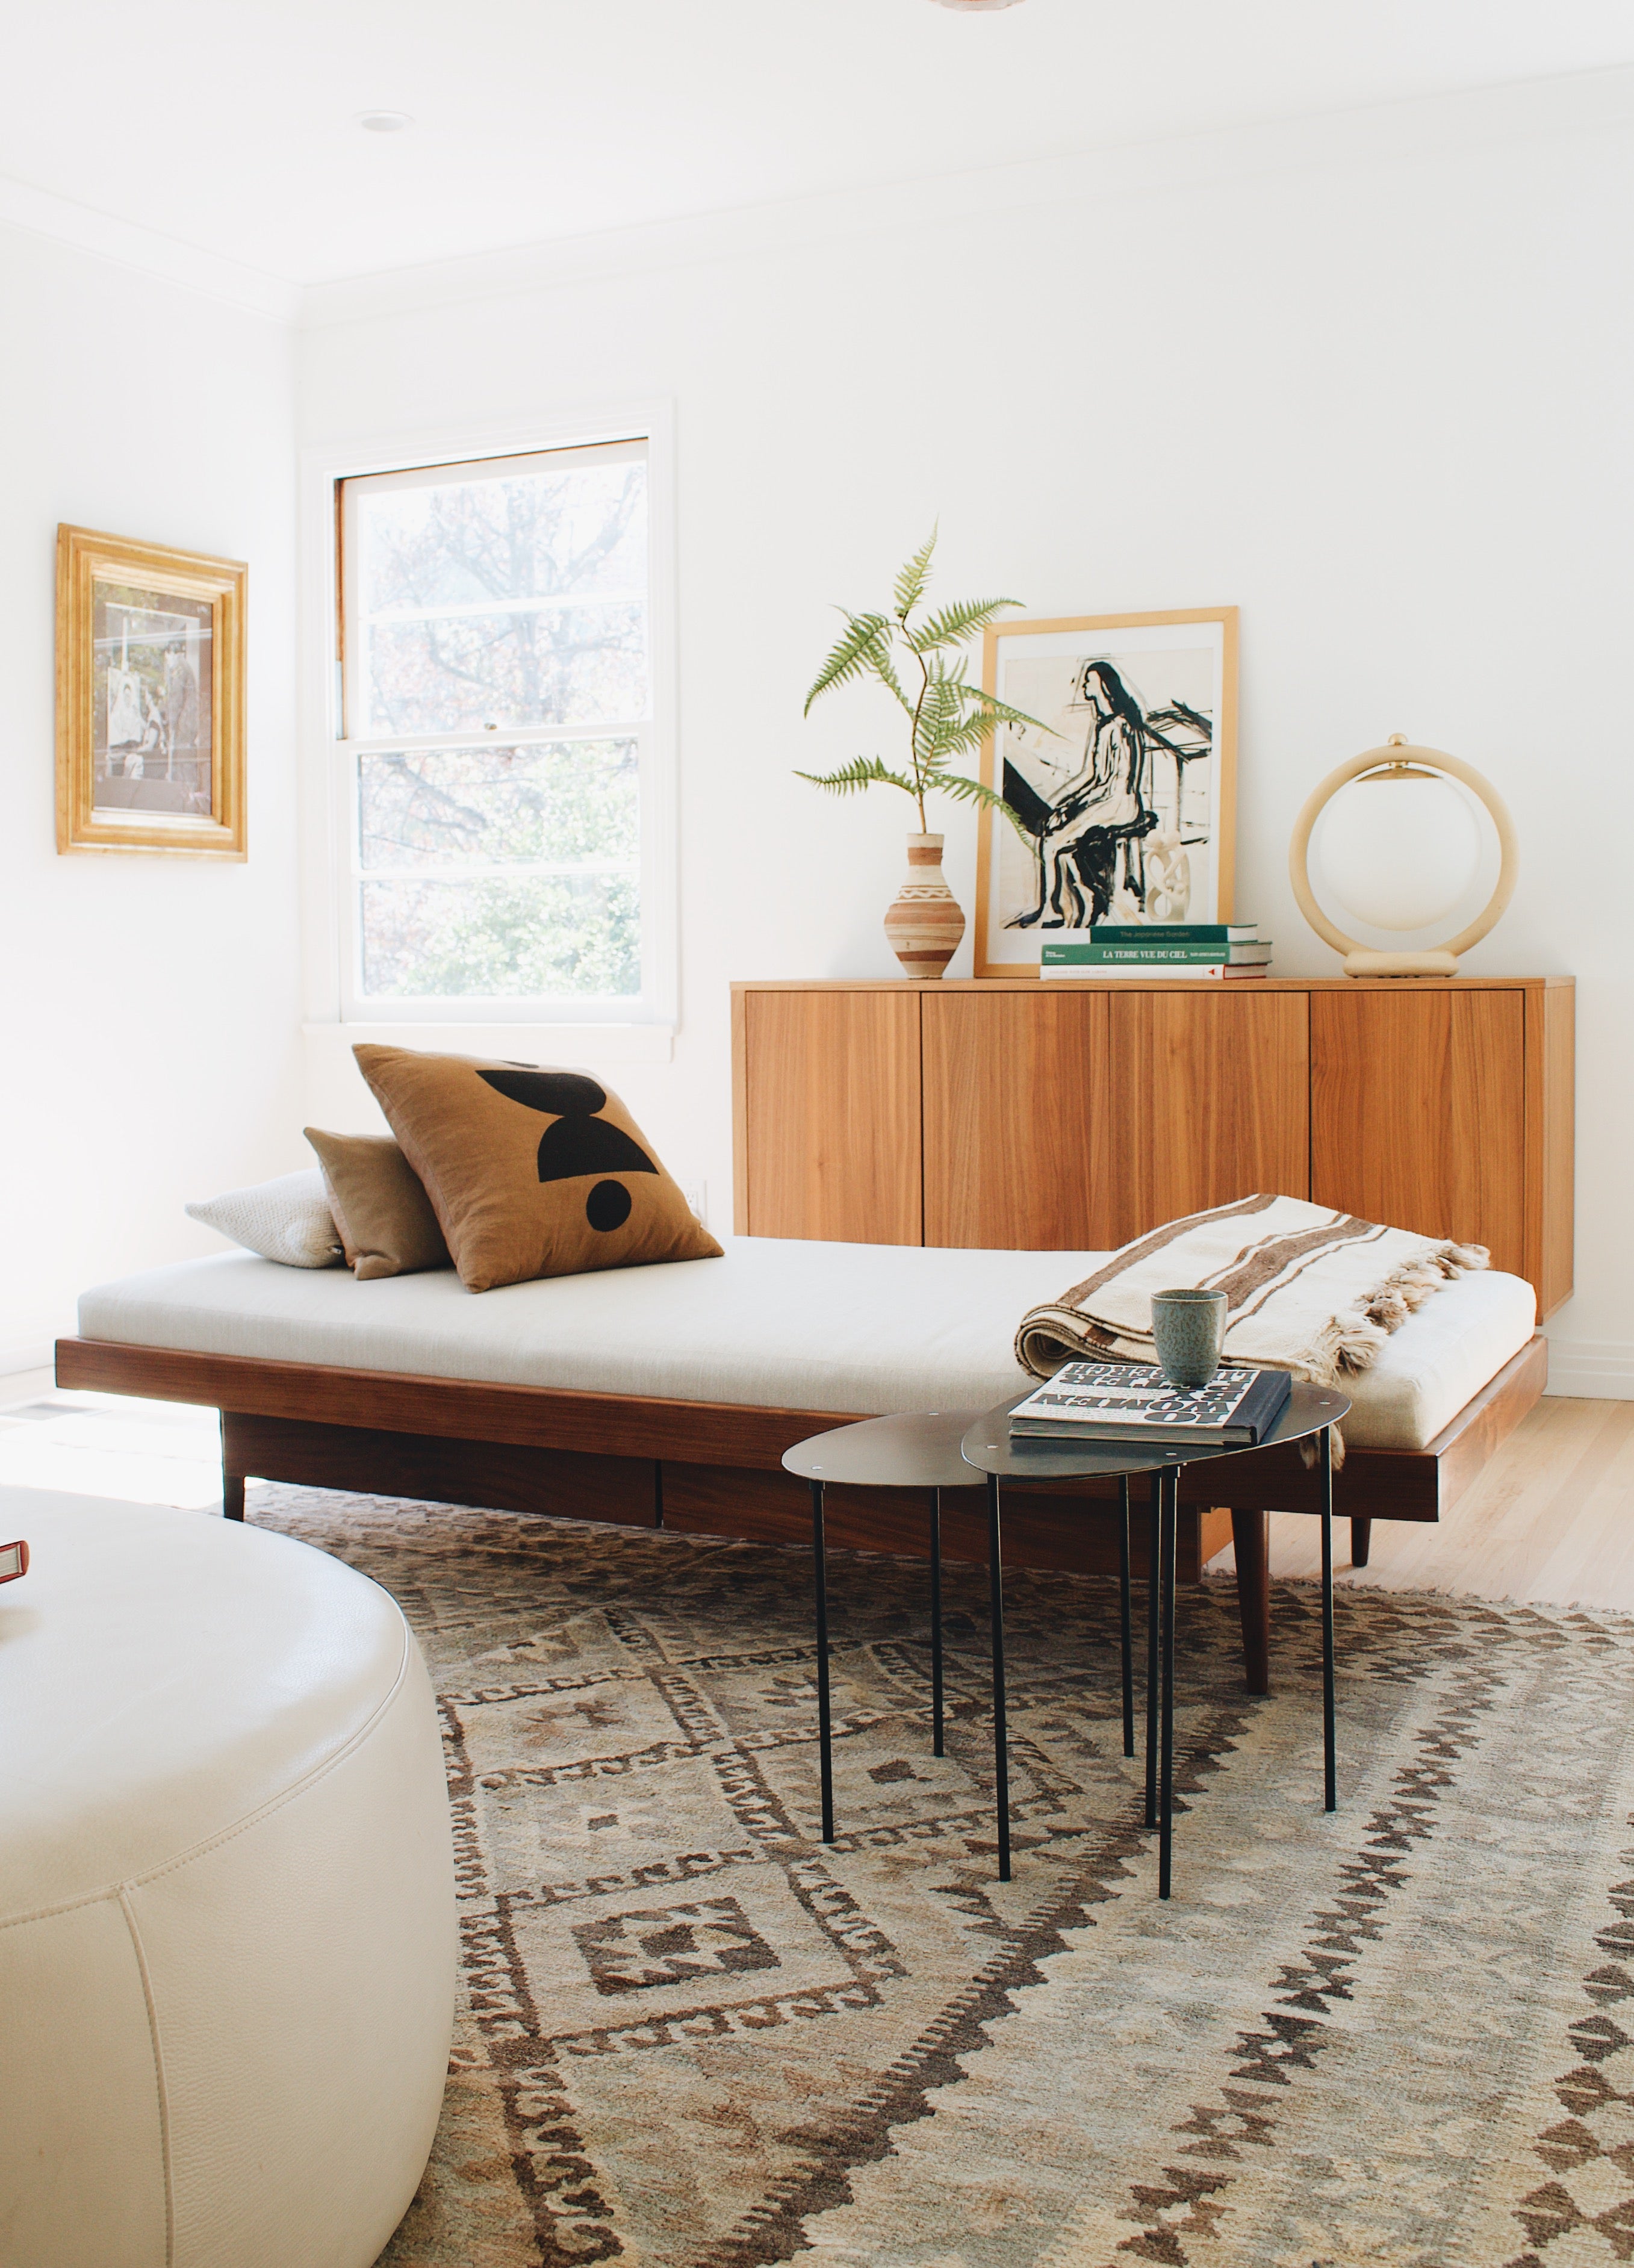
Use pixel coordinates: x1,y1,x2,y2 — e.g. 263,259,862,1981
0,1488,456,2268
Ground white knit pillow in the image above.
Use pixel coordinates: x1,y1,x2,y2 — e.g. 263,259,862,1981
186,1169,344,1269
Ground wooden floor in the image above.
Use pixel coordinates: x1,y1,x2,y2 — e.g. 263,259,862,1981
1216,1392,1634,1615
4,1366,1632,1615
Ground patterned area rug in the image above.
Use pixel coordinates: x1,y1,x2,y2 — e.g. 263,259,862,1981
253,1487,1634,2268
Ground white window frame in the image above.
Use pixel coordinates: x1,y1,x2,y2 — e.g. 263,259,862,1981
299,405,677,1055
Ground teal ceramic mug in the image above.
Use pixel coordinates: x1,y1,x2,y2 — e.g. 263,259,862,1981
1150,1288,1228,1388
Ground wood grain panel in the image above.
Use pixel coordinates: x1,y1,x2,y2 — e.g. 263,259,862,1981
1530,983,1576,1316
659,1461,1213,1579
56,1338,866,1471
223,1413,657,1527
1310,989,1526,1275
741,989,922,1243
1104,990,1310,1245
921,989,1111,1247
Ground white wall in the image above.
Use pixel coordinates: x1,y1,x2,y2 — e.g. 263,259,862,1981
5,74,1623,1387
0,223,302,1369
297,73,1634,1391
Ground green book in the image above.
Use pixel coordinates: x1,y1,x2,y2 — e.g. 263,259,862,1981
1056,924,1260,945
1041,940,1272,965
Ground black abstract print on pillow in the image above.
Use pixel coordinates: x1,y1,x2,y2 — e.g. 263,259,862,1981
477,1066,656,1233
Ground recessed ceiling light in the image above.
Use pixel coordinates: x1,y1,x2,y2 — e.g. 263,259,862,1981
357,110,414,133
931,0,1025,9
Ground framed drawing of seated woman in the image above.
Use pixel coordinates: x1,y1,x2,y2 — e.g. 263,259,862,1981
56,524,247,858
974,607,1237,975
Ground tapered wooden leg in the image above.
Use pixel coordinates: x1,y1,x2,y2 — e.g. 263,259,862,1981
1231,1509,1270,1695
1351,1517,1372,1568
222,1411,246,1521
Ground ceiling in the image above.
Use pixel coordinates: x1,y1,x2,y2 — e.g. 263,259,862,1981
5,0,1633,288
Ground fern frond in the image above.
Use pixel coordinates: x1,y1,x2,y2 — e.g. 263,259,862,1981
919,710,999,765
945,683,1062,736
904,597,1021,654
794,756,918,799
804,610,892,714
925,770,1034,837
892,527,938,621
869,641,916,717
912,671,967,775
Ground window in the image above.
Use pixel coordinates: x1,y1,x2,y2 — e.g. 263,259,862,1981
333,436,665,1020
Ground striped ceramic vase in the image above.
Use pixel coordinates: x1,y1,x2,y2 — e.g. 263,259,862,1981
884,833,966,978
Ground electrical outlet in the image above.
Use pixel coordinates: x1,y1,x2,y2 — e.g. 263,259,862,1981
682,1180,708,1226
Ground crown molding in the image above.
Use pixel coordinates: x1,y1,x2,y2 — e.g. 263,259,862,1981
0,170,299,322
2,61,1632,334
296,61,1634,331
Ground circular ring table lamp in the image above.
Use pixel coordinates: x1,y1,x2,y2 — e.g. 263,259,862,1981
1288,736,1518,977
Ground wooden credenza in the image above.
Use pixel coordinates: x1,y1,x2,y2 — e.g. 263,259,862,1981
730,977,1575,1317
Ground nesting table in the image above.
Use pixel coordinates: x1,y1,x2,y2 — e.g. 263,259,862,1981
782,1411,1137,1847
784,1382,1350,1899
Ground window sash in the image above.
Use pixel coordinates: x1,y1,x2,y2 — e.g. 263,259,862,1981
339,438,650,745
333,434,660,1021
336,726,653,1016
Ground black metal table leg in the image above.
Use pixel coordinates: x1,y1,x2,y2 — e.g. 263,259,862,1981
1118,1476,1134,1760
987,1473,1011,1881
930,1487,945,1759
1145,1473,1161,1829
811,1479,834,1844
1158,1464,1178,1900
1321,1424,1337,1813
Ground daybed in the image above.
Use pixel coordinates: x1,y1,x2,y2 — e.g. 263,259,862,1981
58,1234,1547,1694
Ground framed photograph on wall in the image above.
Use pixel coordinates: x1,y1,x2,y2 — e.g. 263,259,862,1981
974,607,1237,975
56,524,247,857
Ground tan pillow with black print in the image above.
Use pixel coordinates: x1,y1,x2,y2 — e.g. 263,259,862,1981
352,1045,722,1293
303,1126,452,1281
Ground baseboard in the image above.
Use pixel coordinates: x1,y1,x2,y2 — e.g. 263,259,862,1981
1542,1340,1634,1402
0,1337,57,1381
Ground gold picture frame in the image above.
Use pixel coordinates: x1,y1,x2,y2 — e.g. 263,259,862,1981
974,606,1238,977
56,524,247,858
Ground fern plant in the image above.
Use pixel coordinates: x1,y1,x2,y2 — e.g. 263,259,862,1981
798,529,1048,834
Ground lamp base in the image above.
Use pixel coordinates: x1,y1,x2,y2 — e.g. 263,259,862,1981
1343,949,1459,978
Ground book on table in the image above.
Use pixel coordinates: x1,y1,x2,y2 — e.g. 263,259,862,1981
1008,1360,1293,1447
1039,939,1272,965
1039,960,1269,980
1062,924,1262,944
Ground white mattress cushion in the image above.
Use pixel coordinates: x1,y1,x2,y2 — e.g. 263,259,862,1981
76,1237,1538,1453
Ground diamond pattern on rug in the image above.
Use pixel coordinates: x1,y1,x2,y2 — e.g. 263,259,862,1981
247,1488,1634,2268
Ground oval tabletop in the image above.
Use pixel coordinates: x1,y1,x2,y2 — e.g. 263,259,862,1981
782,1410,987,1491
960,1382,1352,1483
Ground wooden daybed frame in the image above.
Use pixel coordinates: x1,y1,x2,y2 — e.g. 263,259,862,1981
55,1330,1549,1695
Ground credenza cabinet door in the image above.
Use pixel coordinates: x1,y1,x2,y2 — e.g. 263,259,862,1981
922,988,1309,1251
1105,990,1311,1246
1309,989,1526,1276
739,989,922,1243
921,990,1113,1249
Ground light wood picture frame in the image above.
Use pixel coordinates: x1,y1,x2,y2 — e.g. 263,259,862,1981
56,524,247,858
974,606,1238,977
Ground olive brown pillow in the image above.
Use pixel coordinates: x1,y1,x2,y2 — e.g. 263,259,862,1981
304,1126,452,1281
352,1045,722,1293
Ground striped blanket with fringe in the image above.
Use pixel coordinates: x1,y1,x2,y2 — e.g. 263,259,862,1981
1014,1194,1488,1394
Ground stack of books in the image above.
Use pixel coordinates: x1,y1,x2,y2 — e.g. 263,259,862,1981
1009,1359,1293,1448
1039,923,1271,980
